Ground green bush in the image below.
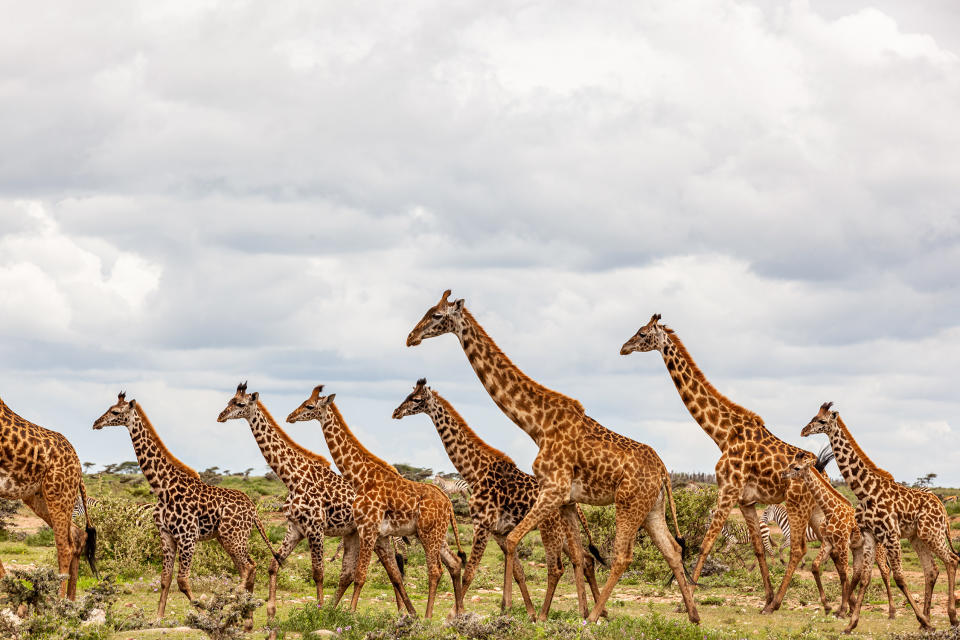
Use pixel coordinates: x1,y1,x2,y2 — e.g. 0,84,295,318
86,498,160,577
25,527,55,547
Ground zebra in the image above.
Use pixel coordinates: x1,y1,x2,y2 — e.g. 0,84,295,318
328,536,410,564
762,444,836,563
432,474,470,497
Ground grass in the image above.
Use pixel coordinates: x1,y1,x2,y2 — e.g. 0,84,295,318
3,473,960,640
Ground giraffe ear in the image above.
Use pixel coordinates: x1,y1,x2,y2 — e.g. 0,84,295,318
324,393,336,405
831,411,838,418
250,391,259,403
128,399,136,409
453,299,464,311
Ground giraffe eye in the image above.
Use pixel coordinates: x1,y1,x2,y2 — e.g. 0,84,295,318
432,313,443,319
818,420,825,424
305,404,315,410
111,410,120,415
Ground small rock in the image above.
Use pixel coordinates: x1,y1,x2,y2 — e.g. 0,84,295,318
470,596,482,603
311,630,336,637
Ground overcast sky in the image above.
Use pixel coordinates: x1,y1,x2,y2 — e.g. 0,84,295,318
1,0,958,485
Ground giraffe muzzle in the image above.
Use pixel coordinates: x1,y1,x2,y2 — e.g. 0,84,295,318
406,334,422,347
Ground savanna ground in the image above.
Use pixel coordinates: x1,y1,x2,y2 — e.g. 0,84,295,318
3,470,960,640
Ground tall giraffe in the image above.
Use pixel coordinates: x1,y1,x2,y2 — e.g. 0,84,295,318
392,378,607,621
286,386,466,619
0,395,97,598
406,291,698,624
216,383,414,627
801,402,957,631
620,314,821,613
93,393,279,628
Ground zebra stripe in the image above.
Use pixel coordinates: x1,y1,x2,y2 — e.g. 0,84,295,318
432,475,470,497
761,503,819,549
710,510,775,555
328,536,410,562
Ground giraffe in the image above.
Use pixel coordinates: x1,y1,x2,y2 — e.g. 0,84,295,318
216,383,414,628
391,378,608,621
620,314,822,613
801,402,958,631
286,386,466,619
781,449,859,616
0,395,97,598
405,291,699,624
93,393,279,628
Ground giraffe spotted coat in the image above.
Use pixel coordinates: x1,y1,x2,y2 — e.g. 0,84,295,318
392,379,607,621
406,291,698,624
802,403,958,632
621,314,824,614
93,393,278,628
0,396,97,598
287,387,466,619
217,383,414,625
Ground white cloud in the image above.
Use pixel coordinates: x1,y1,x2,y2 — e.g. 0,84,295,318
0,0,958,484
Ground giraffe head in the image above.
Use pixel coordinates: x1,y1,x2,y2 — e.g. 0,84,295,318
93,392,137,430
286,385,335,424
392,378,435,419
620,313,669,355
216,381,260,423
781,450,817,480
800,402,840,438
406,289,465,347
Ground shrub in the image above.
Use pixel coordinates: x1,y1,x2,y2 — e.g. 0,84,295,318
0,499,20,535
86,498,160,577
25,528,55,548
185,587,262,640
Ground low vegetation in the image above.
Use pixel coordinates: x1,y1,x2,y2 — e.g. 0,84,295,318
1,466,958,639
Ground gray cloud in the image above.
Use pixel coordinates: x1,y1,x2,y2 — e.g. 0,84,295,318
0,0,958,484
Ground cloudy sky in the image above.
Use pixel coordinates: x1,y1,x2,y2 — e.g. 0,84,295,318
1,0,958,485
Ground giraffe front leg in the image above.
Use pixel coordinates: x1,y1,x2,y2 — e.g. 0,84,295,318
493,533,537,620
268,525,304,623
833,542,851,618
911,537,937,620
157,531,177,619
176,535,199,606
374,536,416,615
763,491,812,614
740,503,774,608
692,480,744,588
874,544,896,619
502,488,570,617
810,541,831,614
845,532,875,634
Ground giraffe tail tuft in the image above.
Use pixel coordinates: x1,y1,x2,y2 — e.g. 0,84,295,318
78,479,99,578
84,526,99,579
575,504,607,567
395,553,406,578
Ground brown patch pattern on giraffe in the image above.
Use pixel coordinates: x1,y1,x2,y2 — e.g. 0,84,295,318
93,393,279,629
621,314,821,614
0,395,97,599
286,386,466,619
406,291,699,624
392,378,608,621
217,383,414,625
802,403,958,632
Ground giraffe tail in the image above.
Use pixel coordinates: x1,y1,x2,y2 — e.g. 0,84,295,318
575,504,607,567
662,471,696,587
78,479,99,579
253,514,283,565
449,510,467,565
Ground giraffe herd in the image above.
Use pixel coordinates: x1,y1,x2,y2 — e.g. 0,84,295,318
0,289,956,633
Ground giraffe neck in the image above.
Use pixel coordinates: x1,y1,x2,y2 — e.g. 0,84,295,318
318,403,395,486
799,468,846,515
825,416,893,499
659,332,763,450
457,308,581,445
246,404,308,488
426,392,510,487
127,410,195,495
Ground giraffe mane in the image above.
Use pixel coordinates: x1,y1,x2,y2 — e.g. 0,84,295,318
433,392,515,465
809,465,849,503
663,328,764,425
134,404,200,480
462,308,585,414
256,400,331,468
327,402,399,476
836,414,895,482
